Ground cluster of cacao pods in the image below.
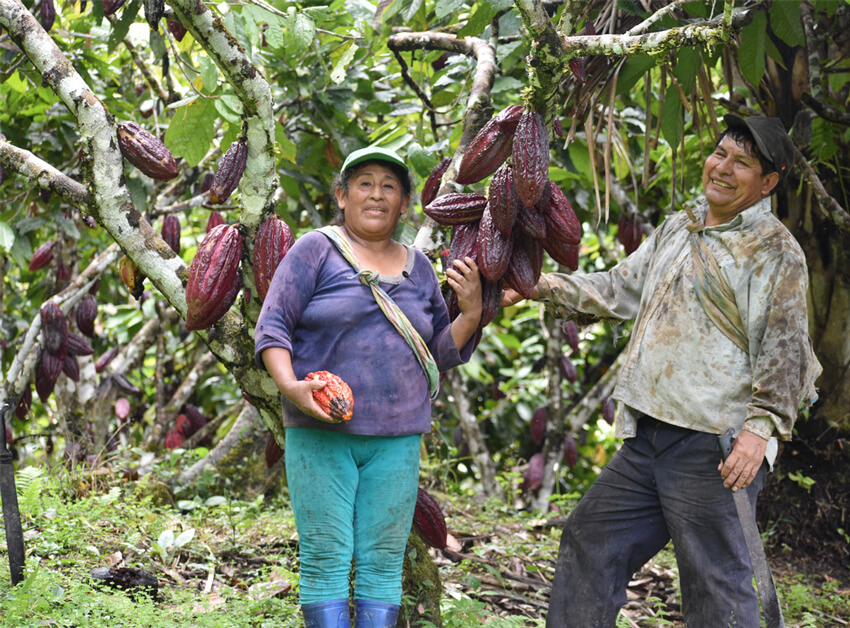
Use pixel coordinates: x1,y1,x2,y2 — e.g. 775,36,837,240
424,105,582,328
165,404,207,449
36,302,94,402
306,371,354,422
412,488,448,550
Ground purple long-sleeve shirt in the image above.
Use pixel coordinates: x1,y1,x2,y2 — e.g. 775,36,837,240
254,230,472,436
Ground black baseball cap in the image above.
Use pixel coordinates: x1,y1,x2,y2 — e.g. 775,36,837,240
723,114,796,180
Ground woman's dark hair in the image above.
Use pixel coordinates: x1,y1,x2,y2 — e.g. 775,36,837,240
330,159,413,225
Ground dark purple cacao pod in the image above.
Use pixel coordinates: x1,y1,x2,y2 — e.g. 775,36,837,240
421,157,451,208
512,110,549,209
602,397,616,424
505,233,543,300
542,182,581,245
521,453,545,494
183,404,207,432
29,240,56,271
617,213,643,256
562,321,580,352
412,488,448,550
495,104,525,135
479,278,503,328
424,193,487,226
35,359,57,403
206,211,225,233
265,433,284,468
559,355,578,383
75,294,98,338
488,164,520,237
15,386,32,420
185,224,243,331
94,347,118,373
161,214,181,254
166,18,187,41
530,406,547,446
456,117,513,185
117,121,179,181
40,0,55,31
445,222,480,274
102,0,126,16
66,332,93,356
477,206,513,283
563,434,579,469
252,217,295,302
41,302,67,355
209,139,248,205
62,354,80,382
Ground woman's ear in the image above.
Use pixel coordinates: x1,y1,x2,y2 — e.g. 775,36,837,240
335,186,347,210
400,195,410,215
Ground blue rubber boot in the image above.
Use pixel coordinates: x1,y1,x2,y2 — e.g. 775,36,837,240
353,599,400,628
302,599,351,628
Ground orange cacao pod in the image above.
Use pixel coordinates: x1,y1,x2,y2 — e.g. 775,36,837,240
412,488,448,550
252,217,295,302
75,294,97,337
421,157,451,208
209,139,248,205
185,224,243,331
456,116,513,185
117,122,178,181
424,193,487,226
41,302,67,356
29,240,56,271
477,206,513,283
306,371,353,422
488,164,519,237
161,214,181,254
512,110,549,208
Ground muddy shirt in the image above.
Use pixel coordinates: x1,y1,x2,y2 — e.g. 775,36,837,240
254,230,472,437
538,197,821,443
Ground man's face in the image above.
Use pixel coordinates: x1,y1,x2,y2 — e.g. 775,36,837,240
702,134,779,225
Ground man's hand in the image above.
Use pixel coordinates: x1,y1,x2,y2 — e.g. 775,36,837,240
718,430,767,492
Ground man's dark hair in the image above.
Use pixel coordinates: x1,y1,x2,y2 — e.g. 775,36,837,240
715,128,777,178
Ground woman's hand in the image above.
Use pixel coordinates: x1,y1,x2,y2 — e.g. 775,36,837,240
447,256,483,319
261,347,339,423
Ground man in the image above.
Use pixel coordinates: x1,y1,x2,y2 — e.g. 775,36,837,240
505,115,821,627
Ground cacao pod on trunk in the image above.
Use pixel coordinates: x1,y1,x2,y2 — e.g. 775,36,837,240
424,193,487,226
183,404,207,432
512,110,549,209
444,221,480,274
530,406,547,446
480,277,503,328
488,164,519,237
495,104,525,135
542,183,581,245
161,214,181,254
40,0,55,31
543,239,579,271
66,332,94,356
559,355,578,383
41,302,67,355
456,116,513,185
209,139,248,205
15,386,32,420
516,202,547,240
412,488,448,550
562,321,580,352
117,122,179,181
563,434,579,469
265,433,283,469
505,233,543,299
421,157,452,209
167,18,187,41
95,347,118,373
35,359,57,403
617,213,643,255
40,350,64,383
185,224,243,331
29,240,56,271
521,453,545,494
102,0,126,16
252,217,295,302
62,354,80,382
75,294,98,338
306,371,354,422
206,211,225,232
477,206,513,283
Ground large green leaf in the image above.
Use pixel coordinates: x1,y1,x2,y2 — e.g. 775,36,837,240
457,2,497,37
769,1,804,48
164,98,218,166
660,84,683,150
0,221,15,253
739,11,766,88
674,47,701,95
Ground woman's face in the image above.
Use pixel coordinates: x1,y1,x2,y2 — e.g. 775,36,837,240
335,162,409,241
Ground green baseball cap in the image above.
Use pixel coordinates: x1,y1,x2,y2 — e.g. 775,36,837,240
341,145,408,173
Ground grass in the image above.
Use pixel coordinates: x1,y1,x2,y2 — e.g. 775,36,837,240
0,461,847,627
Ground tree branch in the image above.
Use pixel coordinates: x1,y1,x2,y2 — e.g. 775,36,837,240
800,93,850,127
0,137,93,210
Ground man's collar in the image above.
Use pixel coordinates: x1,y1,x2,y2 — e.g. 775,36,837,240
688,197,772,232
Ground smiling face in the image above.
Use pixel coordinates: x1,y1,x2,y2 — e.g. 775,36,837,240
335,162,410,242
702,134,779,226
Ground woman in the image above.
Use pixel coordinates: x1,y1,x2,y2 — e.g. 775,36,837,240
254,146,482,627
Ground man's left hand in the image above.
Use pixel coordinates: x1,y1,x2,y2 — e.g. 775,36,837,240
718,430,768,492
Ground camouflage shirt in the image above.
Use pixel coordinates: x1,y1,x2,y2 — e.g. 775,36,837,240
538,197,821,444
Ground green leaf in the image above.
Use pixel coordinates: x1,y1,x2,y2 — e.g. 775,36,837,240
158,529,175,549
275,123,297,163
660,84,683,150
164,98,218,166
616,55,657,96
6,71,28,93
457,2,497,38
174,529,195,547
769,1,804,48
673,47,701,95
435,0,463,20
215,94,243,124
0,221,15,253
107,0,141,53
198,56,219,93
331,41,358,84
739,11,766,88
284,12,315,55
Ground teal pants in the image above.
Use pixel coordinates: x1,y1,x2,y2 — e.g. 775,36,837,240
285,427,421,605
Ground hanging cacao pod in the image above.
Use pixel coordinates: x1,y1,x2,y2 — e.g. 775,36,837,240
116,121,179,181
40,351,64,383
421,157,451,208
559,355,578,383
200,173,215,194
112,373,142,396
165,429,183,449
62,354,80,382
512,110,549,209
617,213,643,255
505,233,543,300
66,332,94,356
75,294,98,338
444,221,480,274
424,193,487,226
265,433,283,469
41,302,67,355
183,404,207,432
563,434,579,469
166,18,187,41
543,239,579,271
29,240,56,271
94,347,118,373
521,453,545,494
57,263,71,282
209,139,248,205
479,278,503,328
40,0,55,31
15,386,32,420
160,214,181,254
530,406,547,446
102,0,126,16
35,359,56,403
515,202,548,240
185,224,243,331
541,183,581,245
206,211,225,233
602,397,616,424
488,164,519,237
495,104,525,135
252,216,295,302
476,206,513,283
562,321,580,352
176,414,194,438
412,488,448,550
456,116,513,185
306,371,354,422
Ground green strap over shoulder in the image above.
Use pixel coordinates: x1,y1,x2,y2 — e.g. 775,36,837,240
318,226,441,400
